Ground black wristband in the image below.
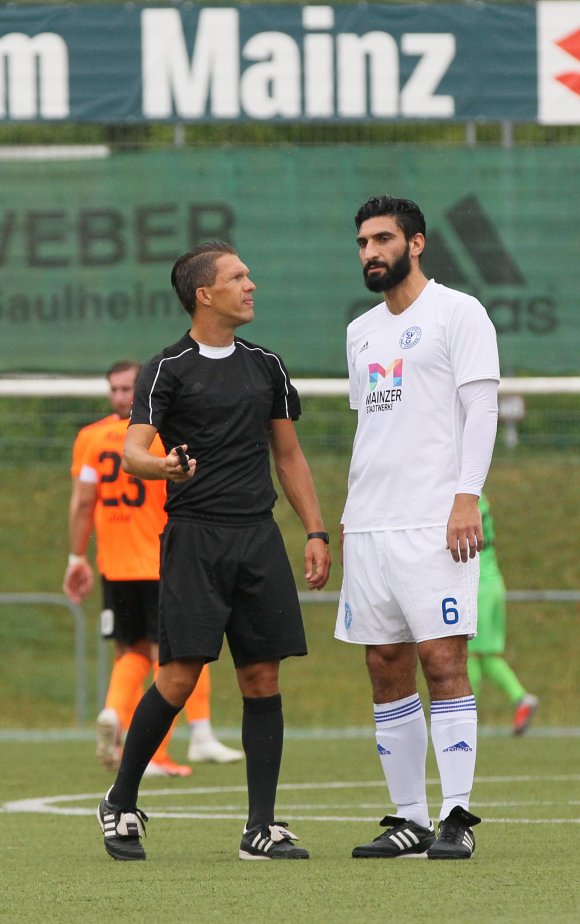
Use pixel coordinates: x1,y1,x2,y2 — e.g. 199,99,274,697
307,531,330,544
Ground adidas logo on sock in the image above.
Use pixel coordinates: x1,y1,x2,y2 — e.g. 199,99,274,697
443,740,473,752
377,744,391,755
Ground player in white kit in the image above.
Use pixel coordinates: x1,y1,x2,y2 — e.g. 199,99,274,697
336,196,499,859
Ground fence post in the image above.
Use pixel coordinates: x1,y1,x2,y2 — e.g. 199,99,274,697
0,593,87,724
97,625,110,712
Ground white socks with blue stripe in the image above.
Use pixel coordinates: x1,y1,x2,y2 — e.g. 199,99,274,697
430,695,478,821
374,693,478,825
374,694,430,828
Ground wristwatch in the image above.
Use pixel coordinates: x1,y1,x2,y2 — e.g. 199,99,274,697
307,531,330,544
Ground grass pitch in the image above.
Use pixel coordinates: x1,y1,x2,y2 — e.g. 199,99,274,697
1,439,579,921
1,733,578,923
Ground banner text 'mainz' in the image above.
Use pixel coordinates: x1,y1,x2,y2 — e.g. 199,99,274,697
141,7,456,119
0,6,456,121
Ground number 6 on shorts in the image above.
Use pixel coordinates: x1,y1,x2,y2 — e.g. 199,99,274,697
442,597,459,625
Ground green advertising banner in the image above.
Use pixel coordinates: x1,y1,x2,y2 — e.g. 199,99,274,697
0,3,579,124
0,147,578,375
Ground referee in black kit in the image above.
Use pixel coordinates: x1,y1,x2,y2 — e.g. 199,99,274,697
97,242,331,862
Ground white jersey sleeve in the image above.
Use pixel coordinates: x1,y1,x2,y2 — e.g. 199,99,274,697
456,379,499,496
448,295,500,387
347,331,359,410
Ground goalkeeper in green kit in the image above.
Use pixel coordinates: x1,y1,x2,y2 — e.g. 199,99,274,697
467,494,539,735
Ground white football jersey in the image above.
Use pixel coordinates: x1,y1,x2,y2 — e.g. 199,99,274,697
341,279,500,532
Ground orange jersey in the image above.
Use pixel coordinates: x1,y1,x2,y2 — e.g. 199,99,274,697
79,418,167,580
70,414,118,478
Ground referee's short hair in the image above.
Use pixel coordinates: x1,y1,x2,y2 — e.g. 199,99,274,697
355,196,426,241
171,242,238,316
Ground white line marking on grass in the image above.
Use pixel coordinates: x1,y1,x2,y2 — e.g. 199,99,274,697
473,819,580,824
473,775,580,783
147,799,580,811
3,798,579,825
2,776,580,823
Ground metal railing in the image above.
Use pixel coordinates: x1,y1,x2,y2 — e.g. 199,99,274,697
298,591,580,604
2,590,576,726
0,593,87,724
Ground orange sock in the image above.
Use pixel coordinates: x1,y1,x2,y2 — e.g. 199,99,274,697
152,717,179,763
150,664,211,764
184,664,211,723
129,681,146,719
150,662,177,763
105,651,151,731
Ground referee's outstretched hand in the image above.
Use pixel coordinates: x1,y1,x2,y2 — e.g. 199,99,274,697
165,445,197,482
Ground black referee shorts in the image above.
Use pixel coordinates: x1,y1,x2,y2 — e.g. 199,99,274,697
101,577,159,646
158,518,307,668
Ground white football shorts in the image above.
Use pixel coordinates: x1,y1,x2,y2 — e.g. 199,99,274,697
335,527,479,645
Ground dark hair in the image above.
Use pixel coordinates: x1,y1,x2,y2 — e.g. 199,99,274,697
354,196,426,240
171,242,238,316
106,360,141,379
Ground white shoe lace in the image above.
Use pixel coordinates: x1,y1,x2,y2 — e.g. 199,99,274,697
268,824,299,843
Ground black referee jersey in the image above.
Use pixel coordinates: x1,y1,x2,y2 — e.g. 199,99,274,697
130,332,301,522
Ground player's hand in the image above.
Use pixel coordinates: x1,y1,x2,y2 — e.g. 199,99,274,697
446,493,483,563
165,444,196,482
63,560,94,603
305,539,331,590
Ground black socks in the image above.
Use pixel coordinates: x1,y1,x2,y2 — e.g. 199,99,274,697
108,686,284,830
242,693,283,831
109,684,181,810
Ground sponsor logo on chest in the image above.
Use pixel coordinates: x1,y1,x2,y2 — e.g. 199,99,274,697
362,326,423,413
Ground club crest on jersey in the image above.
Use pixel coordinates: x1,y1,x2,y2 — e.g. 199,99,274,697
399,326,422,350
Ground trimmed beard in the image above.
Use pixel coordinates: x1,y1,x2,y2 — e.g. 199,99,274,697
363,246,411,293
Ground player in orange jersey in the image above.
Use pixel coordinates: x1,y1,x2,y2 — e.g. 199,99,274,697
63,361,243,773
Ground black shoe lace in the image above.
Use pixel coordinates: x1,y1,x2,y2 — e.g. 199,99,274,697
374,816,404,842
438,819,464,844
